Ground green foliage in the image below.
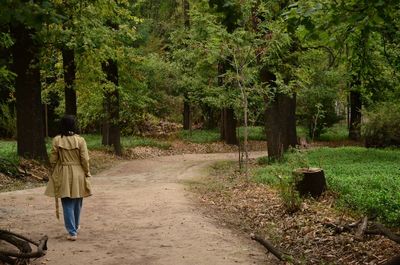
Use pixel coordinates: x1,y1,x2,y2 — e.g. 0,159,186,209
362,101,400,147
180,126,266,143
238,126,266,141
278,174,302,214
179,129,220,143
255,147,400,225
82,134,171,151
0,140,18,165
318,123,349,141
296,50,344,139
0,103,16,138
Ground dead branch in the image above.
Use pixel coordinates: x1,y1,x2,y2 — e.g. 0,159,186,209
355,216,368,240
365,223,400,244
323,219,360,234
0,230,48,264
250,233,291,262
383,255,400,265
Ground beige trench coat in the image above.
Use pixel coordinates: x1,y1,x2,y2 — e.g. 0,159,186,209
45,134,92,198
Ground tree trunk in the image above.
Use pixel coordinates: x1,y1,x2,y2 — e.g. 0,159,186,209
62,47,77,116
217,61,237,144
183,97,191,130
293,168,326,198
102,59,122,156
349,90,362,141
203,105,217,129
11,24,48,161
225,108,238,145
262,68,297,160
183,0,190,29
182,0,192,131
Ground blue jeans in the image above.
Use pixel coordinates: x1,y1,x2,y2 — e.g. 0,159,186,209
61,197,83,236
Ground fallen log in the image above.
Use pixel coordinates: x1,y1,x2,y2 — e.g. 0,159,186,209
0,229,47,264
365,223,400,244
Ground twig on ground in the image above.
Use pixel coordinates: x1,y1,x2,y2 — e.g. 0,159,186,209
250,233,295,263
365,223,400,244
355,216,368,240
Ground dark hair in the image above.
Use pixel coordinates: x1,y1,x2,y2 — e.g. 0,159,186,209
60,115,76,137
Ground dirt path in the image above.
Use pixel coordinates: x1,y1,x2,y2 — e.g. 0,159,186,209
0,152,273,265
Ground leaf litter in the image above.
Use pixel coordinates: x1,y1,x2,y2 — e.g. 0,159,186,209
190,160,400,265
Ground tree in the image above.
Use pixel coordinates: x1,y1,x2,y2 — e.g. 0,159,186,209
1,1,58,161
182,0,192,130
208,0,241,145
321,0,400,140
102,58,122,156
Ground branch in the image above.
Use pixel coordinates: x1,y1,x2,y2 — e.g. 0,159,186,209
300,45,336,67
355,216,368,240
365,223,400,244
250,233,291,262
0,235,47,259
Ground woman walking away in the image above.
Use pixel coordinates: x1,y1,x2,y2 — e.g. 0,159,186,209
45,115,92,241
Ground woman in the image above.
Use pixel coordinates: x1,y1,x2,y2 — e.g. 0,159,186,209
45,115,92,241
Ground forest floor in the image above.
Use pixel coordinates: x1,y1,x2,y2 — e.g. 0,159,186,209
1,140,398,264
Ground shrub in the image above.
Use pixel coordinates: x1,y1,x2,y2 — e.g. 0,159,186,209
362,101,400,147
0,103,16,138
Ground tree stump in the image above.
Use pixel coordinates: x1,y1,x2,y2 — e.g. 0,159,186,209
293,168,326,198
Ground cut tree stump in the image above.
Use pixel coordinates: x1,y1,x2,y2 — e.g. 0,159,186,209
293,167,326,198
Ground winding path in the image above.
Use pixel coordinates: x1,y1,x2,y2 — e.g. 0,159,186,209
0,153,273,264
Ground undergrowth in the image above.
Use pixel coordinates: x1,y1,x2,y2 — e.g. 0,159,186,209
255,147,400,226
180,126,266,143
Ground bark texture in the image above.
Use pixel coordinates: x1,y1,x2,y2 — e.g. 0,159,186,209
262,68,297,160
62,47,77,116
102,59,122,156
349,90,362,141
11,23,48,161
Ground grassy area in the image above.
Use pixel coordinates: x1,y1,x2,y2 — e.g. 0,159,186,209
179,129,220,143
255,147,400,226
0,134,171,161
83,134,171,150
0,140,18,164
238,126,266,141
179,126,266,143
318,123,349,141
297,123,349,142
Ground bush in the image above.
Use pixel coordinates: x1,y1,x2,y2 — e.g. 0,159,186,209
0,103,16,138
362,101,400,147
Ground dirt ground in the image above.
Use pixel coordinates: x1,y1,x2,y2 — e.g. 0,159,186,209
0,152,274,265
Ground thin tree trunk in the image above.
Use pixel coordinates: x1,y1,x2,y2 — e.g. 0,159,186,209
102,59,122,156
11,24,48,161
225,108,238,145
183,97,191,130
349,90,362,141
62,48,77,116
203,105,217,129
182,0,192,131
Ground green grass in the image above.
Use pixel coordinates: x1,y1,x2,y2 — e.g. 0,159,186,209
238,126,266,141
255,147,400,225
82,134,171,150
179,129,220,143
296,123,349,142
0,140,18,164
179,126,266,143
318,123,349,141
0,134,171,161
